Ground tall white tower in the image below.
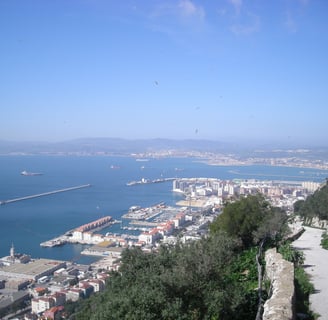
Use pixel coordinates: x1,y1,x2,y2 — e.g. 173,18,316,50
10,243,15,259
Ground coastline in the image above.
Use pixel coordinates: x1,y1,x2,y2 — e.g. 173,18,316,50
1,152,328,171
1,155,327,262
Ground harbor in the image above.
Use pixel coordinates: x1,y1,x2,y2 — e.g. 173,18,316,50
1,155,326,264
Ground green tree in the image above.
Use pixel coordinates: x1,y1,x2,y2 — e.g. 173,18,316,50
294,181,328,222
210,194,283,248
73,231,260,320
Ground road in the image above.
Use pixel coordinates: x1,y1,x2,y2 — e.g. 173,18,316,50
293,226,328,319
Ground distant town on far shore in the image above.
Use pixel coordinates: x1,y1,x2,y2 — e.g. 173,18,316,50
1,138,328,170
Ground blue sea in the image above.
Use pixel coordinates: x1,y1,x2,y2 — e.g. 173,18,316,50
0,155,327,264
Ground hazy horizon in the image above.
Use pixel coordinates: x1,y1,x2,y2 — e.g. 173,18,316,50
1,136,328,150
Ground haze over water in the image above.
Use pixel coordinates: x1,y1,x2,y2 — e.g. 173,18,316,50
1,155,327,264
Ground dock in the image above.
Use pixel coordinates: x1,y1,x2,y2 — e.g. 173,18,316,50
122,202,166,220
0,184,91,205
40,217,120,248
40,237,67,248
126,177,175,186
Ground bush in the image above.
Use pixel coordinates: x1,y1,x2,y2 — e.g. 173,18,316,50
320,232,328,250
294,266,316,318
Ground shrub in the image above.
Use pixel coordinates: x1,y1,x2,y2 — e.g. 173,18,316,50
320,232,328,250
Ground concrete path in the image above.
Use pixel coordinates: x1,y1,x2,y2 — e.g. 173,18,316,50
293,227,328,319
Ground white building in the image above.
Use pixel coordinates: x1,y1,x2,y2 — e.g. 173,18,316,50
72,230,83,241
138,229,161,245
32,297,55,314
88,279,105,292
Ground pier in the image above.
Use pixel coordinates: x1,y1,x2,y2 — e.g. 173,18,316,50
0,184,91,205
40,217,120,247
126,177,175,186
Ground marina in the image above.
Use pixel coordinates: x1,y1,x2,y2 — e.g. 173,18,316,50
122,202,166,220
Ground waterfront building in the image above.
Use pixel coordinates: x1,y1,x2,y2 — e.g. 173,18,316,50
71,230,105,243
72,230,83,241
0,258,66,282
92,233,104,242
0,243,31,266
82,231,93,242
75,216,112,233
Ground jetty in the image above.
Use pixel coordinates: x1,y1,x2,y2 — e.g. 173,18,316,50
40,216,120,247
122,202,166,220
0,184,91,205
126,177,175,186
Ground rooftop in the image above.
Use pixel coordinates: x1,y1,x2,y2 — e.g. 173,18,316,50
0,258,66,279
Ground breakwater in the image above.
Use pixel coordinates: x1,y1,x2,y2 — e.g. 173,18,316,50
0,184,91,205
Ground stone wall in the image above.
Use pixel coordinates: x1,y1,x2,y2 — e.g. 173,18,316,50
304,216,328,229
262,248,294,320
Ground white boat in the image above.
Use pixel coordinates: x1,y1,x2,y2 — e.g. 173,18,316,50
21,170,43,176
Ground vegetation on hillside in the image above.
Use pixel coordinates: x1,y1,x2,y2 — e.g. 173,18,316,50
294,180,328,222
210,194,289,248
66,195,296,320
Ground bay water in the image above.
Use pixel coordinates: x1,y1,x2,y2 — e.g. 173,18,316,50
0,155,327,264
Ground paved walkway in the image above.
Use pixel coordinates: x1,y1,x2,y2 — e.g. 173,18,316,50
293,227,328,319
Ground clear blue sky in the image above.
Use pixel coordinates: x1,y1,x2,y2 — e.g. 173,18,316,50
1,0,327,145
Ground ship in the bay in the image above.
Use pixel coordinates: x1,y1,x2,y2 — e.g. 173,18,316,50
21,170,43,176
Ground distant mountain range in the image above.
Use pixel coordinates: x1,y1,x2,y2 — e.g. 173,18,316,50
0,138,232,154
0,137,327,160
